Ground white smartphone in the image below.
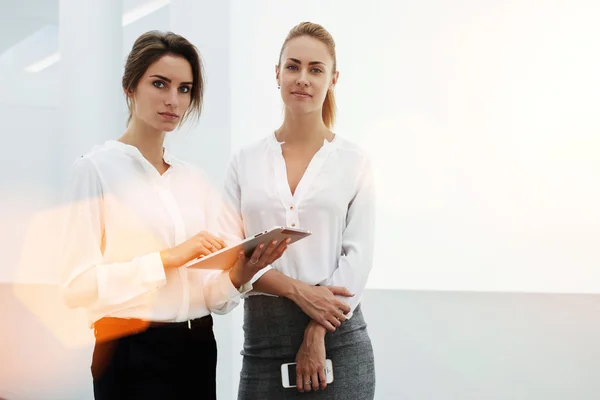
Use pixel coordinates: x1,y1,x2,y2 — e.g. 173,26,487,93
281,359,334,388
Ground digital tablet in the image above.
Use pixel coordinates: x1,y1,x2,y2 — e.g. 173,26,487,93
186,226,311,270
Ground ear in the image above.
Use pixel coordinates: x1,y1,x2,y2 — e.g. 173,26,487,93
330,70,339,89
275,64,281,87
124,87,134,98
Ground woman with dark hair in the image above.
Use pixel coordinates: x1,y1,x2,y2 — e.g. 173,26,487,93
59,31,287,400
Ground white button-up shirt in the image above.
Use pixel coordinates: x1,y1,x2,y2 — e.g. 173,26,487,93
59,140,249,326
223,133,376,317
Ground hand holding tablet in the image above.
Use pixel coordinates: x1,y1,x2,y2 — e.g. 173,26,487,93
227,236,290,288
186,226,311,270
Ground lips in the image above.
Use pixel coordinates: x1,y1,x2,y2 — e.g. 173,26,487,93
291,91,312,98
159,112,179,121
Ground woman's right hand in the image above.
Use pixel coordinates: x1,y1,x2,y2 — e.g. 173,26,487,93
228,238,289,289
291,285,354,332
160,230,227,269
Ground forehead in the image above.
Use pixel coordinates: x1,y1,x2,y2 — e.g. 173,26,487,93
144,54,193,82
281,36,333,65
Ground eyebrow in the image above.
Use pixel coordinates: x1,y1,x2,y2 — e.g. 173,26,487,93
287,58,326,66
150,74,193,85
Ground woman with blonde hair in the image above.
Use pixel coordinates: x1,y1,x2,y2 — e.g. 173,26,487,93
226,22,376,399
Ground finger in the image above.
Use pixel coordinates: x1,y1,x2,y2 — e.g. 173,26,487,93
257,240,279,263
266,240,289,264
296,369,304,392
266,246,287,265
335,301,351,315
327,286,354,297
330,307,347,322
210,235,227,248
195,239,212,257
276,238,291,251
327,315,342,328
204,237,223,252
318,364,328,390
198,237,212,249
311,371,319,391
225,251,244,272
303,373,312,392
249,243,265,264
205,236,225,250
320,318,336,332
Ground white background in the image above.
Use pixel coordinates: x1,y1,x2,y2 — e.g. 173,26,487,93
230,0,600,293
1,0,599,293
2,1,600,399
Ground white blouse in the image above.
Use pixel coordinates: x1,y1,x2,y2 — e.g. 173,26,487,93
59,140,249,326
223,133,376,317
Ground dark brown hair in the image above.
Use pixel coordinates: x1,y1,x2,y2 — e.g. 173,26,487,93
278,22,337,128
122,30,204,126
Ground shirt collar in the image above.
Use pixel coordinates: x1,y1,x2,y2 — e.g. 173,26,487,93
267,131,337,154
103,140,176,172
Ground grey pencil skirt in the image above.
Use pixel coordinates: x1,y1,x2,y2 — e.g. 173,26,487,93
237,295,376,400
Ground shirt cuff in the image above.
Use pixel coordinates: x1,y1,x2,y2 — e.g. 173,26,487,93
141,252,168,291
96,252,167,306
219,270,253,298
250,265,273,285
238,281,253,295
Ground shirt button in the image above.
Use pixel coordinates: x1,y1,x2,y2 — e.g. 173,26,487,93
291,223,296,227
290,205,294,210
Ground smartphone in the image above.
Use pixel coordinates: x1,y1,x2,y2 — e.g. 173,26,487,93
281,359,334,388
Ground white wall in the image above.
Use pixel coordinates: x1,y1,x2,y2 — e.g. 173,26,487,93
0,1,172,284
230,0,600,293
0,1,238,399
3,288,600,400
2,1,600,399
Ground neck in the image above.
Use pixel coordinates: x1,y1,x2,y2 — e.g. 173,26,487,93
276,109,333,145
118,117,167,167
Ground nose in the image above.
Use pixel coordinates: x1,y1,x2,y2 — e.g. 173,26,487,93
296,69,309,87
164,88,179,108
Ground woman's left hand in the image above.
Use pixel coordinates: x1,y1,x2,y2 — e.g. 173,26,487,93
295,321,328,392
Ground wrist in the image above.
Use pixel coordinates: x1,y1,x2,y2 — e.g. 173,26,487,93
229,269,242,289
160,249,177,269
287,280,309,303
305,320,327,339
162,242,195,269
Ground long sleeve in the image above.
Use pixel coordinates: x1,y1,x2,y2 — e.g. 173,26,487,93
214,156,246,244
199,165,252,314
201,269,251,315
59,157,167,310
220,154,273,284
324,156,376,317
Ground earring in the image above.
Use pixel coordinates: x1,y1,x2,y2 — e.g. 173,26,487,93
278,85,281,89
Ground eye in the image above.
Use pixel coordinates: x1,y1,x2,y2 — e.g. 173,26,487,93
152,80,166,88
286,64,298,70
179,86,191,94
311,68,323,73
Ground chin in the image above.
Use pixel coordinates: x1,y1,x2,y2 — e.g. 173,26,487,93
285,98,311,108
156,120,179,132
163,125,179,132
286,103,317,115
